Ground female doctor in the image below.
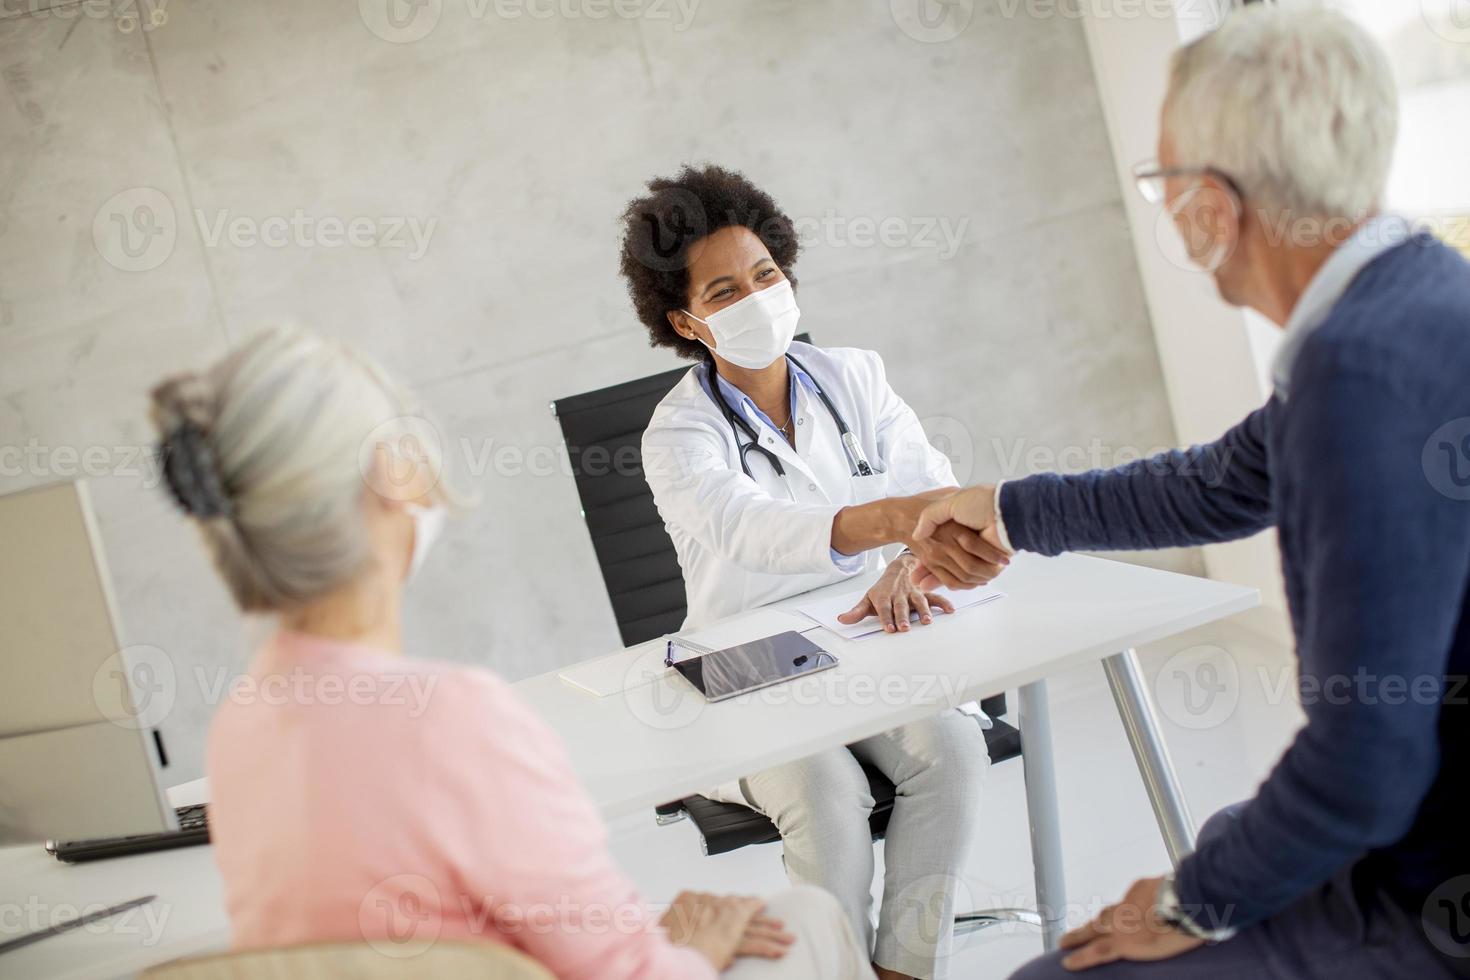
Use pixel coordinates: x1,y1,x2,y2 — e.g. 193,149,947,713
619,166,1008,980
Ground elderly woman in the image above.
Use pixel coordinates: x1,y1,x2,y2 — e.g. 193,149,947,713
620,166,1008,980
151,324,875,980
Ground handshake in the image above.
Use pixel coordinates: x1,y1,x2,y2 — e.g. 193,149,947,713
901,485,1011,592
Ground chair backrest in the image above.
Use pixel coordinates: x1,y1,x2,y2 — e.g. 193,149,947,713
141,941,556,980
552,335,811,647
551,364,692,646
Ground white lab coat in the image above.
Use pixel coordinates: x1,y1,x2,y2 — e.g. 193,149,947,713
643,343,963,804
643,341,958,631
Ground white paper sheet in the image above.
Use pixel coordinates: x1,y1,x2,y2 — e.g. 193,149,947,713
795,585,1005,641
557,607,815,697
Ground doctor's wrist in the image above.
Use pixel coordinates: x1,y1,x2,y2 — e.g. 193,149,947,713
890,550,919,572
833,497,912,556
885,496,930,549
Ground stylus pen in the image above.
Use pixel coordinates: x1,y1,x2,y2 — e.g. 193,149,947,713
0,894,156,957
664,635,714,667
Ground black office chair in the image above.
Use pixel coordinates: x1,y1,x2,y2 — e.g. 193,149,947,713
551,341,1038,936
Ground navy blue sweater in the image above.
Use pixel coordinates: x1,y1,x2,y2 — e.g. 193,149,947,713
1001,235,1470,931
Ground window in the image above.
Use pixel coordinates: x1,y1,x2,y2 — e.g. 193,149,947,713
1236,0,1469,393
1322,0,1470,257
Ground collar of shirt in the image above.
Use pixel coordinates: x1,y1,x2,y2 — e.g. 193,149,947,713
1271,212,1414,400
700,359,820,433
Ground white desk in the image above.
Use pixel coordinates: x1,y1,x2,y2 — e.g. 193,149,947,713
518,553,1254,819
0,782,225,980
0,552,1256,977
515,552,1257,949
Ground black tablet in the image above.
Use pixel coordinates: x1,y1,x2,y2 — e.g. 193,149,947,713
671,631,838,703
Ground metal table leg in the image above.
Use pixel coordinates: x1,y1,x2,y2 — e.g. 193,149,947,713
1019,679,1067,951
1102,649,1197,866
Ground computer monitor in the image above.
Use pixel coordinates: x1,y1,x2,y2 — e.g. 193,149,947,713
0,479,176,846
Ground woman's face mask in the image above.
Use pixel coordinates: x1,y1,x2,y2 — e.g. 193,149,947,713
684,279,800,370
403,502,446,582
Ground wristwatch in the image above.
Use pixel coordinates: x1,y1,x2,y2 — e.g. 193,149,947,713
1154,873,1238,943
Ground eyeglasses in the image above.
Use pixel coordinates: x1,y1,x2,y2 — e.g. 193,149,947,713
1131,159,1245,206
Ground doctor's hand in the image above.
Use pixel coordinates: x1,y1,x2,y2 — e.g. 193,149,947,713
904,518,1010,593
838,553,956,633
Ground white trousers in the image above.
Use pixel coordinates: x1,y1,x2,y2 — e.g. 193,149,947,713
723,885,877,980
738,710,990,980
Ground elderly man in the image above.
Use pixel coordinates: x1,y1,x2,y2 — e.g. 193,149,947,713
913,6,1470,979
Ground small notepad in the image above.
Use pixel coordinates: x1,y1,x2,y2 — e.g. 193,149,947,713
795,585,1005,641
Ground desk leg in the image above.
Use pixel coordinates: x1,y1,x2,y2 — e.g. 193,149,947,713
1019,679,1067,952
1102,649,1197,866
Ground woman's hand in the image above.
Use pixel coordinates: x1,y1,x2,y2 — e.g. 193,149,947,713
659,891,791,970
838,553,956,633
736,910,797,959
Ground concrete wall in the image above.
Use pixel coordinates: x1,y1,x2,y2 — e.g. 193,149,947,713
1078,1,1289,622
0,0,1192,782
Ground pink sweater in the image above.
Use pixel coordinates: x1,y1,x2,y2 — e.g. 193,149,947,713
207,631,715,979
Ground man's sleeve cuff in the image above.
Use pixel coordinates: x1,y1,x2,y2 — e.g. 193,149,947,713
993,481,1015,553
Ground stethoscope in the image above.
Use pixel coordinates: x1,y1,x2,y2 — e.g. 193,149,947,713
701,353,875,481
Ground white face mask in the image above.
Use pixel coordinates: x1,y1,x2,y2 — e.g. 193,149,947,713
1168,180,1238,273
684,279,800,370
403,503,446,582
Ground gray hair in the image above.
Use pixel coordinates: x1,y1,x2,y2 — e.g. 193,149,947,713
150,324,451,612
1164,4,1398,220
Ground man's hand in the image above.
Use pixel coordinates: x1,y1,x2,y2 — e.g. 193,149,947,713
1058,877,1205,971
837,553,956,633
906,521,1009,592
908,485,1013,590
912,484,999,541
